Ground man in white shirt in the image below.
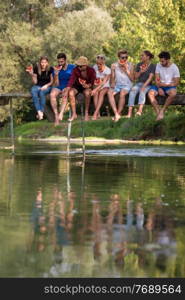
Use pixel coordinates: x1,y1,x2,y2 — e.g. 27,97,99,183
148,51,180,120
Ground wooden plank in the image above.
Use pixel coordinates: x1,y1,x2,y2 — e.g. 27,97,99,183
0,93,185,105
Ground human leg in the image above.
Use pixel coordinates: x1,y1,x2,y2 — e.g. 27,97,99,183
157,88,176,120
39,87,52,119
83,88,92,121
58,89,69,121
136,85,151,115
68,88,78,121
93,90,99,110
126,84,140,118
107,88,121,122
92,88,108,120
50,88,61,125
31,85,41,115
148,87,160,116
118,89,128,115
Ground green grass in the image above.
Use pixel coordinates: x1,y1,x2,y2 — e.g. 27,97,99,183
0,109,185,143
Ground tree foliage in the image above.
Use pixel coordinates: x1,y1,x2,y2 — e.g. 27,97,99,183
0,0,185,122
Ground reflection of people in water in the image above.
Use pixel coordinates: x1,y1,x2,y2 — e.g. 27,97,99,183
90,194,103,261
29,188,47,252
28,187,75,260
106,194,128,267
144,197,177,273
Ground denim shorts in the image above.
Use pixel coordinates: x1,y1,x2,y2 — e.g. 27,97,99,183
114,84,132,93
150,85,176,94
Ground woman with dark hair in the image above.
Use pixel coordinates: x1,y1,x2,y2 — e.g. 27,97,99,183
126,50,155,118
26,56,53,120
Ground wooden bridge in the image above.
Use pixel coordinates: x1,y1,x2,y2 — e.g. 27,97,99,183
0,92,185,154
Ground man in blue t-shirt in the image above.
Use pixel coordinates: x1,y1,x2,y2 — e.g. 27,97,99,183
50,53,75,125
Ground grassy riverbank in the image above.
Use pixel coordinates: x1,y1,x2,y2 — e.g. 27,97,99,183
0,109,185,143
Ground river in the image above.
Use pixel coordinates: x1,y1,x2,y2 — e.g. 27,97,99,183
0,141,185,277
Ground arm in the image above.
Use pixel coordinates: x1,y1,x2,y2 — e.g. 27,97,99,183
124,64,134,81
172,77,180,86
83,68,96,89
155,74,180,87
26,68,37,84
40,74,54,90
53,69,59,86
110,64,116,88
67,69,77,88
142,73,154,89
91,74,111,95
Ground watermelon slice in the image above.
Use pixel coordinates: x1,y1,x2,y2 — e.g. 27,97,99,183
55,65,62,71
140,64,147,70
119,59,126,65
26,65,33,72
79,78,86,85
94,78,101,86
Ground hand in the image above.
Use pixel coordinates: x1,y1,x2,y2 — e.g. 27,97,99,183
111,63,116,71
54,66,62,75
91,89,97,96
26,67,34,75
140,86,146,93
40,85,48,91
140,64,147,73
83,83,90,89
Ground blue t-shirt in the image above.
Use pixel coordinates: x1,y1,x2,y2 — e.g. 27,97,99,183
53,64,75,90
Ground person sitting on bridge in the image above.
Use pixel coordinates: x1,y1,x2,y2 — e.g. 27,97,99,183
148,51,180,120
67,56,96,121
108,49,134,121
50,53,75,126
26,56,53,121
126,50,155,118
91,54,111,120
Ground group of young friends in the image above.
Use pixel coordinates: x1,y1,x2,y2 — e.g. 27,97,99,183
26,50,180,126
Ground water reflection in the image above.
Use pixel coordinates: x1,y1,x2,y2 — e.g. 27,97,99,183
26,185,177,277
0,145,185,277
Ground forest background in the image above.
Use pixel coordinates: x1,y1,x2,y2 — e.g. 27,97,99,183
0,0,185,123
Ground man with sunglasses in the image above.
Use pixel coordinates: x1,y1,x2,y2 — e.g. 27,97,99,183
67,56,96,121
108,50,134,120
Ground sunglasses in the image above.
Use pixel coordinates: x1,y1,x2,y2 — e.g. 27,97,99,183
97,56,105,59
78,65,86,68
120,56,128,59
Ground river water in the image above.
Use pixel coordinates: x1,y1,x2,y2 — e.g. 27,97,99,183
0,141,185,277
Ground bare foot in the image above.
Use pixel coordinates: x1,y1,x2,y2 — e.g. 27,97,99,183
38,111,43,120
125,114,131,118
54,114,59,126
92,114,98,120
58,112,64,121
84,114,89,121
135,111,142,116
68,114,77,122
156,111,164,121
114,114,121,122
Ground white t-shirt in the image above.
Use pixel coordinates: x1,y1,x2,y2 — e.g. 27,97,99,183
114,62,133,87
156,63,180,85
93,64,111,88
